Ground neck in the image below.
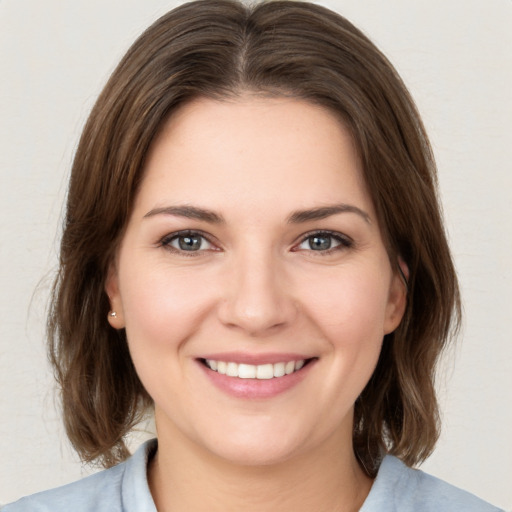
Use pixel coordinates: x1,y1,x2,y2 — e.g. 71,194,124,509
148,420,373,512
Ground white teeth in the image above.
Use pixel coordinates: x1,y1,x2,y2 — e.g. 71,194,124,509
238,363,256,379
226,362,238,377
256,364,274,379
205,359,307,379
273,362,285,377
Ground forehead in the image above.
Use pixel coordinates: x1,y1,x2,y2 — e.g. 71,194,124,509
135,96,373,219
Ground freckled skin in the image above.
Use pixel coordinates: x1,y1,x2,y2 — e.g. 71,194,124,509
106,97,406,509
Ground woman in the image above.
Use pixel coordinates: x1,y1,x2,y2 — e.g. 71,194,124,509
3,1,504,510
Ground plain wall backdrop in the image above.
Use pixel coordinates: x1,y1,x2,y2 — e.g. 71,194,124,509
0,0,511,509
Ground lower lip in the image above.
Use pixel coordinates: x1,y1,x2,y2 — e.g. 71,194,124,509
198,360,315,399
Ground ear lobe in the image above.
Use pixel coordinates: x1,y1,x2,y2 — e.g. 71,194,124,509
105,263,125,329
383,259,409,335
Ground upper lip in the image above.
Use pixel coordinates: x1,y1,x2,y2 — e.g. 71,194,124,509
197,352,315,365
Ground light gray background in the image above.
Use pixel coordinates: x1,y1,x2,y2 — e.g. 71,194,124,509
0,0,511,509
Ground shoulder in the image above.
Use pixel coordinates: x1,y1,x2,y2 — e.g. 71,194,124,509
2,440,157,512
2,465,125,512
361,455,504,512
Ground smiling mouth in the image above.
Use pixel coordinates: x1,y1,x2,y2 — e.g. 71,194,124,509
201,358,314,379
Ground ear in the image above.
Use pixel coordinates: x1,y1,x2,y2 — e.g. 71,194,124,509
383,258,409,335
105,262,126,329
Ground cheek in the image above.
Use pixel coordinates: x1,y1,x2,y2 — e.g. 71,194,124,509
119,263,215,353
292,266,391,432
299,265,391,344
297,263,391,394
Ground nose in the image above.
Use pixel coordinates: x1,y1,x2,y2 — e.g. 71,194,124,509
217,248,297,336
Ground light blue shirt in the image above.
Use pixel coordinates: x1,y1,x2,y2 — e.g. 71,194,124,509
3,439,504,511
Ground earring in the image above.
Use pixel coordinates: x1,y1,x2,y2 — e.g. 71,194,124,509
109,311,117,318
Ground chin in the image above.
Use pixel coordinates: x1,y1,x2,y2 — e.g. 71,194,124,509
206,436,301,467
193,414,325,468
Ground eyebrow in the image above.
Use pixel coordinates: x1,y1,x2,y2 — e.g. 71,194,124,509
143,205,225,224
287,204,371,224
143,203,370,225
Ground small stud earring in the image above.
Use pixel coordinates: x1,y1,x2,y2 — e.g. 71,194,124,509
109,311,117,318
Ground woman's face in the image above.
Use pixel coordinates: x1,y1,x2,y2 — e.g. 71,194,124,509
107,97,406,465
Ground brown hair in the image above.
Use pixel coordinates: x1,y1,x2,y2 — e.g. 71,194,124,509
48,0,460,473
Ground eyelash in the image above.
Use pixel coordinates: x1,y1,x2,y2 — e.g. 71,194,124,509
293,230,354,255
159,229,354,256
159,230,218,256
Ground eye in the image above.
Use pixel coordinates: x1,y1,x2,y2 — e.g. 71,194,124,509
161,231,214,253
295,231,352,253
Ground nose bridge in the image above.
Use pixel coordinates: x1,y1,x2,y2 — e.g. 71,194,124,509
219,242,295,335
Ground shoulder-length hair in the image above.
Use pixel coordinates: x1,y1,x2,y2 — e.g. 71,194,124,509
48,0,460,473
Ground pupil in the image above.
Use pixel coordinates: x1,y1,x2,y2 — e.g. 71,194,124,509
179,235,201,251
310,235,331,250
